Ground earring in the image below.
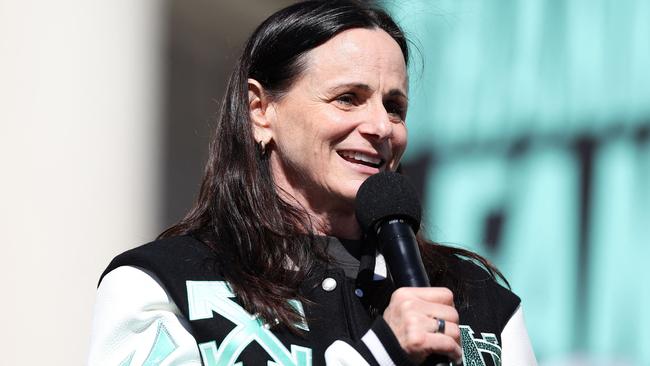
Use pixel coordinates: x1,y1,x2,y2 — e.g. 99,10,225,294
258,140,268,157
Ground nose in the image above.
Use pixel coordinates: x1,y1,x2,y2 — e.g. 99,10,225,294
358,101,392,141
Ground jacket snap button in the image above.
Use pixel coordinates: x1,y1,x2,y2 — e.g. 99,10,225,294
321,277,337,291
354,288,364,298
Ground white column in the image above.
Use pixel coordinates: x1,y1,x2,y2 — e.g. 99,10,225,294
0,0,163,363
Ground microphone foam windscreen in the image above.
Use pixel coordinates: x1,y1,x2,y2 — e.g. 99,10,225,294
355,171,422,234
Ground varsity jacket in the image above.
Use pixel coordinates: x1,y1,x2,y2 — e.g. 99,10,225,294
88,235,537,366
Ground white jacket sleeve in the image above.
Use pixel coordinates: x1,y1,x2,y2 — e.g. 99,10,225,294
88,266,202,365
501,306,537,366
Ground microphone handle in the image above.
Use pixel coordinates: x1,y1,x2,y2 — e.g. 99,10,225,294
376,219,429,287
377,219,456,366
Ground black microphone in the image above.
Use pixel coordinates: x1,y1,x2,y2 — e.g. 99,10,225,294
356,172,454,366
355,171,429,288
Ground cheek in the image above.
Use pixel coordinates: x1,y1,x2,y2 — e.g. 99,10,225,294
318,111,357,140
393,124,408,158
275,121,332,173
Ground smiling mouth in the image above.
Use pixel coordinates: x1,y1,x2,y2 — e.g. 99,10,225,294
338,151,385,169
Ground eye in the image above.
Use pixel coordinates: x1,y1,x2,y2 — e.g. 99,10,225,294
335,93,357,106
384,101,407,121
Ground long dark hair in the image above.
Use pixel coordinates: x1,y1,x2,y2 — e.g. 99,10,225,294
160,0,505,330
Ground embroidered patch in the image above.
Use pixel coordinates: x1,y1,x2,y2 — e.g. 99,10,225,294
119,352,134,366
120,322,178,366
186,280,312,366
143,322,178,365
460,325,501,366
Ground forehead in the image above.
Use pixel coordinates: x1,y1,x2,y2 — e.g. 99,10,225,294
298,28,408,91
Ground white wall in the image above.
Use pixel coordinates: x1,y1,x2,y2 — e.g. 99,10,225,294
0,0,163,363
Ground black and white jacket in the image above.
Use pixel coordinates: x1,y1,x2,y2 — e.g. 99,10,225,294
88,236,536,365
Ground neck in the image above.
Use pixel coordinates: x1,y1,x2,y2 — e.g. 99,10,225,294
270,157,363,239
313,209,362,240
275,184,362,240
295,195,362,239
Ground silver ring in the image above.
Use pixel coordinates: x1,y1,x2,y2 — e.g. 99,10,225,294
435,318,446,334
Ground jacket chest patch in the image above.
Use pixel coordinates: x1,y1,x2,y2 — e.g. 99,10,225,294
460,325,501,366
186,280,312,366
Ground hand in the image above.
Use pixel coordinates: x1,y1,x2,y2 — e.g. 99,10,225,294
382,287,462,364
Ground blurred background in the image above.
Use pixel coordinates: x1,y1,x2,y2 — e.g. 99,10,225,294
1,0,648,364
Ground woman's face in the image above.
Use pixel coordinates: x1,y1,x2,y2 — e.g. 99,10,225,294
257,28,408,225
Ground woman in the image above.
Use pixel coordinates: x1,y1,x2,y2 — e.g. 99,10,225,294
88,1,536,365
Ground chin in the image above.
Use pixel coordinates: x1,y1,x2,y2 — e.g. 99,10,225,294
338,182,364,205
323,176,370,210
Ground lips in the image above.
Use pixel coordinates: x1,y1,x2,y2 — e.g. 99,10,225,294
338,150,385,168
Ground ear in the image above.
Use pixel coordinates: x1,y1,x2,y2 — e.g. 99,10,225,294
248,78,274,145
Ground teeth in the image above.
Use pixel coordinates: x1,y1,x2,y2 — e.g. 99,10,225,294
354,152,381,165
340,151,382,165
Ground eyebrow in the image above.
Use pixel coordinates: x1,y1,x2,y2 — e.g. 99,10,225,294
386,89,408,101
328,82,408,101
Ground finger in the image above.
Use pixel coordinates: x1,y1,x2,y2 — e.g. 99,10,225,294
432,317,446,334
391,286,455,306
425,303,459,324
400,314,461,347
404,332,462,362
426,332,463,362
395,299,459,324
391,293,458,318
427,318,461,345
389,300,459,335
